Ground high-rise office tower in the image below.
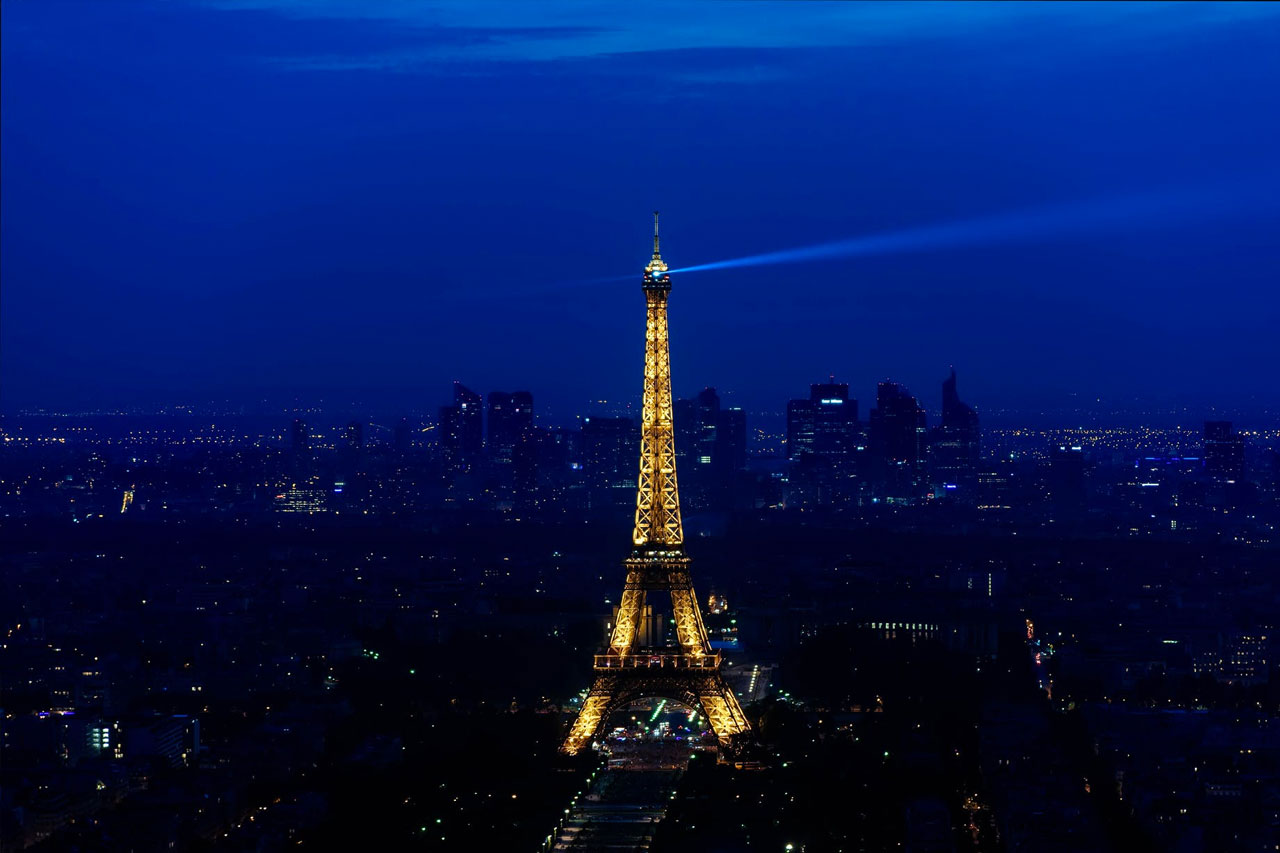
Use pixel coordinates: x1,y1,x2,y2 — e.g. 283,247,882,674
786,381,858,462
487,391,534,463
536,426,580,500
931,368,980,491
674,397,699,473
439,382,483,472
581,416,638,507
716,407,748,474
1204,421,1245,483
811,382,858,460
870,381,926,495
488,391,536,504
786,397,816,461
695,388,720,470
674,388,747,508
674,389,721,473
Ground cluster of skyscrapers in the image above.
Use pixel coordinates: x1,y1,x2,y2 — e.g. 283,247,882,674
786,369,980,504
436,383,536,502
276,371,1264,519
433,382,749,513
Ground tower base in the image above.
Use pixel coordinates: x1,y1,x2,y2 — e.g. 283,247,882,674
561,659,750,756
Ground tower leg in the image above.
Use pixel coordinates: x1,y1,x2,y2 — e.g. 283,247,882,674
669,585,710,654
609,585,646,654
696,676,751,745
562,677,615,755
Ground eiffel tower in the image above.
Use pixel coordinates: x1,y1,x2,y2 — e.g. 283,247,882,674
561,213,751,756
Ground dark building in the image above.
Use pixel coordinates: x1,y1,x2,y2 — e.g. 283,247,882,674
931,368,980,494
786,381,863,506
581,416,637,508
487,391,534,463
1047,444,1087,508
674,397,699,474
1204,420,1245,483
488,391,536,505
439,382,483,472
716,407,747,475
786,381,859,462
674,388,747,509
870,381,926,497
674,389,721,477
694,388,720,471
786,398,816,462
536,426,581,500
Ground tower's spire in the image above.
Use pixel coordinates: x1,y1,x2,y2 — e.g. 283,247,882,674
645,211,668,276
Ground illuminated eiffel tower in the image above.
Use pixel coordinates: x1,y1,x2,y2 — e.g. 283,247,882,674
561,213,751,756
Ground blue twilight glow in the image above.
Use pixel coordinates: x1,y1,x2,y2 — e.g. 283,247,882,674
4,1,1280,413
662,177,1280,277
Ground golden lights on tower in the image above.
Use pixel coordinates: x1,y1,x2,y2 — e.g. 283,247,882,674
560,214,751,756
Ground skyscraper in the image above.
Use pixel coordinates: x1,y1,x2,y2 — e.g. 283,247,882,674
786,381,858,462
785,381,862,506
674,397,699,474
716,407,747,475
674,388,747,509
488,391,536,505
439,382,483,472
931,368,980,493
695,387,720,470
786,397,816,462
674,389,721,474
870,381,926,497
487,391,534,464
581,416,637,508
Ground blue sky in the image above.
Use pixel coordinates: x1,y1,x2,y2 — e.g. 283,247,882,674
3,1,1278,422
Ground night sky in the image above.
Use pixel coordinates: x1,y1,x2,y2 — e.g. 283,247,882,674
3,2,1279,422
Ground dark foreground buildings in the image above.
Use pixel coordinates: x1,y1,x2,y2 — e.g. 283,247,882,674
2,369,1277,851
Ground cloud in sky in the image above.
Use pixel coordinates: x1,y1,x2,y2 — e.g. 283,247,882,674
207,1,1280,72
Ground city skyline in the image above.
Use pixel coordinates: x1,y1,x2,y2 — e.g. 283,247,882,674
4,2,1280,417
3,214,1275,851
4,5,1280,850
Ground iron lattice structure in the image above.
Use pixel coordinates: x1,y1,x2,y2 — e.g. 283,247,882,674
561,214,752,756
